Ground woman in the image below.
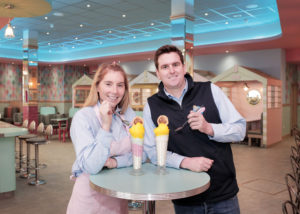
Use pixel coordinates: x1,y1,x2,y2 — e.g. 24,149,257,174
67,63,135,214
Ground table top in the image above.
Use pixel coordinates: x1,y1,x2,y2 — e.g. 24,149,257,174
90,163,210,201
50,118,68,122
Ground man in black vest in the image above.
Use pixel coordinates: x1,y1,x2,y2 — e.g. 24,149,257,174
143,45,246,214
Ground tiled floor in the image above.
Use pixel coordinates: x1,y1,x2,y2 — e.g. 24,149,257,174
0,135,293,214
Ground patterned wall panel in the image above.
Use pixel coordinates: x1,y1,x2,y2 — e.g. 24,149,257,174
39,65,65,101
64,65,89,101
0,64,22,101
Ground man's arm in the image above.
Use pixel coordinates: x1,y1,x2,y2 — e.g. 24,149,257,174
209,83,246,142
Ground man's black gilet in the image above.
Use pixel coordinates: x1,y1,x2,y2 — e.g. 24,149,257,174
148,74,238,205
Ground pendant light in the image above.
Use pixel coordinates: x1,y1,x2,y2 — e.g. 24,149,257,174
5,19,15,39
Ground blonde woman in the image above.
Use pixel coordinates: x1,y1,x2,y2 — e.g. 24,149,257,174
67,63,136,214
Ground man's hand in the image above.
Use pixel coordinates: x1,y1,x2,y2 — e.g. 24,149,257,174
187,107,214,136
104,157,117,168
180,157,214,172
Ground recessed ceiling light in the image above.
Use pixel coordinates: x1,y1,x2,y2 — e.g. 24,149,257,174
75,37,78,40
204,12,209,16
246,4,258,9
80,24,83,27
86,4,91,8
122,14,126,18
20,38,23,40
225,21,229,25
72,46,75,48
44,16,48,20
48,42,51,45
225,50,229,53
46,32,50,35
150,22,154,26
53,12,64,17
233,14,242,18
108,30,112,33
133,36,136,39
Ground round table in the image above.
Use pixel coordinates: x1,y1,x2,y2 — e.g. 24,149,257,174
90,163,210,214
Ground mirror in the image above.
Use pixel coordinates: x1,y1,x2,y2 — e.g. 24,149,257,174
247,90,261,105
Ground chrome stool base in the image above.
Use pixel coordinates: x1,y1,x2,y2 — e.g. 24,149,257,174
128,201,143,211
28,179,46,186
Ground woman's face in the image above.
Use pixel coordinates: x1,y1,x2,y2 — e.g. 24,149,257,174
97,70,126,109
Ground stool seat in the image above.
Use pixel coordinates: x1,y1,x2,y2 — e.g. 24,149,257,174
26,137,47,145
18,134,37,140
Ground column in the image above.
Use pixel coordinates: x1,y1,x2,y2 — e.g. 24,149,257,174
170,0,194,77
22,30,39,125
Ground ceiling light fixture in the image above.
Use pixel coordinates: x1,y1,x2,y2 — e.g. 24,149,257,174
5,19,15,39
122,14,126,18
204,12,209,16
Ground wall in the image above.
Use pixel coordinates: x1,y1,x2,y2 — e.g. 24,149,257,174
0,63,22,115
0,63,88,116
121,60,156,75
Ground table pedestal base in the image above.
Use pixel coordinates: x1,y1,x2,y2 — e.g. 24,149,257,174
143,201,155,214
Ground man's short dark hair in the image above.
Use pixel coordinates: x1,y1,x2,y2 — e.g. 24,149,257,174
154,45,184,69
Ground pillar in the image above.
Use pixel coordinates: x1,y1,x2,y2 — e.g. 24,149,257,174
22,30,39,125
170,0,194,77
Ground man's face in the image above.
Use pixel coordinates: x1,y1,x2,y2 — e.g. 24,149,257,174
156,52,186,91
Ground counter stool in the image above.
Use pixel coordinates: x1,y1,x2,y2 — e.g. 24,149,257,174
26,137,48,186
17,134,37,177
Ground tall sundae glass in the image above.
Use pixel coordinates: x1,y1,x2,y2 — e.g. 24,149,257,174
129,117,144,176
154,115,169,174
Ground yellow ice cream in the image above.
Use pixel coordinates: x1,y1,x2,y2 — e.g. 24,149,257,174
129,122,145,139
154,123,169,136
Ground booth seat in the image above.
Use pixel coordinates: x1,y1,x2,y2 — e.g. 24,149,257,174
1,107,20,124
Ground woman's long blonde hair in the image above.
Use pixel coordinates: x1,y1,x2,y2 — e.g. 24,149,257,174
83,63,130,114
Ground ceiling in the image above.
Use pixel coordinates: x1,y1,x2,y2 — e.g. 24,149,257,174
0,0,299,64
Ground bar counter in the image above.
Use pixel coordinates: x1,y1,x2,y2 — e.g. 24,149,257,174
0,121,28,199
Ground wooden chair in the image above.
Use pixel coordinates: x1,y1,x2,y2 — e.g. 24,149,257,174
22,119,29,128
28,121,36,134
247,113,263,146
282,200,299,214
44,124,53,140
285,173,300,210
36,122,45,135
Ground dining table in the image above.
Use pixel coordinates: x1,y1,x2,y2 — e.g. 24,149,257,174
50,117,68,142
90,163,210,214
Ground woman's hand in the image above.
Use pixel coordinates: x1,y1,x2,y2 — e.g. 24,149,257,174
99,100,113,131
104,158,117,168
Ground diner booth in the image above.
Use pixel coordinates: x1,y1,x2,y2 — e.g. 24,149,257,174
72,74,92,108
211,65,282,147
129,71,159,112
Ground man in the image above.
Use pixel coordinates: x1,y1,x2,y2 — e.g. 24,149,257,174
143,45,246,214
